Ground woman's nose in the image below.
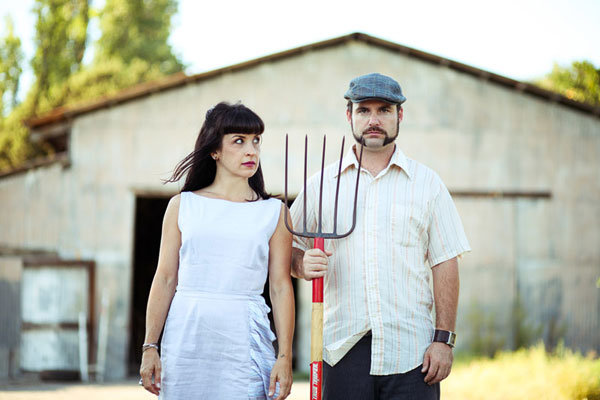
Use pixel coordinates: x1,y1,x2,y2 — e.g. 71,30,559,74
245,143,257,155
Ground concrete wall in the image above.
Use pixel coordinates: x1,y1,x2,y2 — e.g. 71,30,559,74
0,39,598,378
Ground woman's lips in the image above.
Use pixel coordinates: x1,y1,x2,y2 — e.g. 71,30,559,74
242,162,256,167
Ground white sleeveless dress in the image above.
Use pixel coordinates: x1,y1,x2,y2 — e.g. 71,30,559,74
160,191,282,399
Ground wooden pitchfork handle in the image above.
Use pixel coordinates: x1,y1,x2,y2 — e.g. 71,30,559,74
310,237,324,400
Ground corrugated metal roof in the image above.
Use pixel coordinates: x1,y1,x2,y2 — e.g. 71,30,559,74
25,32,600,130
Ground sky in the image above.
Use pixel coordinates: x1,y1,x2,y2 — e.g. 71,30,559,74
1,0,599,100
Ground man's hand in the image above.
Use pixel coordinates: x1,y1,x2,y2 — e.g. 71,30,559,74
301,248,332,281
421,342,453,385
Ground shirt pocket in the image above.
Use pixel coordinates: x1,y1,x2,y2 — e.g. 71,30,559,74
390,200,428,248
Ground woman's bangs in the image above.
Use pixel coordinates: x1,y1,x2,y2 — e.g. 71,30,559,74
223,108,264,135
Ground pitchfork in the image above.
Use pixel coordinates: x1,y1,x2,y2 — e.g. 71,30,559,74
284,134,364,400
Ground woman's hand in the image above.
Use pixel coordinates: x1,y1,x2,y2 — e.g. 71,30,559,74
140,349,161,395
268,355,293,399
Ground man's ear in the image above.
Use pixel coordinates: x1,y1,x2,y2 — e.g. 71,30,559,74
398,106,404,123
346,108,352,123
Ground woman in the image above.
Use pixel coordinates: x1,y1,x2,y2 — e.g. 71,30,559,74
140,102,295,399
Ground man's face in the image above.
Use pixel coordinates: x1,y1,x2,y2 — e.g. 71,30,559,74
346,100,403,149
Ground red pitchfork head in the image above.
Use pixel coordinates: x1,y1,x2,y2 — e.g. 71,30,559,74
283,134,364,239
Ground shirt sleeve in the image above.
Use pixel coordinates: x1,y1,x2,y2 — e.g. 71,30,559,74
427,179,471,267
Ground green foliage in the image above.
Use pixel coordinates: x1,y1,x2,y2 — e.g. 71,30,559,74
465,296,553,358
0,17,24,117
55,57,166,109
0,0,184,173
511,295,544,350
465,302,506,357
96,0,184,75
0,98,52,171
537,60,600,106
30,0,90,112
445,343,600,400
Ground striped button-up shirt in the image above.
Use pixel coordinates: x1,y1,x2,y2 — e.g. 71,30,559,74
290,145,470,375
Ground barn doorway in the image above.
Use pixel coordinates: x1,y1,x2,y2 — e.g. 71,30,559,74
129,195,170,374
128,195,299,374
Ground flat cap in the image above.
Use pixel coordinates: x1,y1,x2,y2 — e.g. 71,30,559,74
344,73,406,104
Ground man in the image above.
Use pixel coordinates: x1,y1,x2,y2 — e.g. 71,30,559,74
290,73,470,399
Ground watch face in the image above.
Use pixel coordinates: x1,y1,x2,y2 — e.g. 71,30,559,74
448,332,456,347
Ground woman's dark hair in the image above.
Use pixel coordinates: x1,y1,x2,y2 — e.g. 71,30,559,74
164,102,271,200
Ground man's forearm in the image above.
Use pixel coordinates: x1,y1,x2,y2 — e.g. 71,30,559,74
291,247,305,279
431,257,459,331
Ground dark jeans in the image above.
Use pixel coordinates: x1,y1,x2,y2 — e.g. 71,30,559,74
323,334,440,400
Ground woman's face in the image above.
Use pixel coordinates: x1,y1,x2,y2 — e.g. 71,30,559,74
213,133,262,179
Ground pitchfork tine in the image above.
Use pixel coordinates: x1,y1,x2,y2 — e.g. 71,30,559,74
303,135,308,234
340,138,365,238
333,137,345,235
317,136,326,235
319,137,364,239
283,134,316,238
283,134,293,234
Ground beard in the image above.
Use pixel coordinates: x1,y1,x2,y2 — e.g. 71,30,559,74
351,121,399,148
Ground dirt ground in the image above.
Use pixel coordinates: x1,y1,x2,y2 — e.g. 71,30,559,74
0,378,310,400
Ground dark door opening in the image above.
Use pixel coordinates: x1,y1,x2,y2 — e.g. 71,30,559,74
129,195,300,374
129,196,170,375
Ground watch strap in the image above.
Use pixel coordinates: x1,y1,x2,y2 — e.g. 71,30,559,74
433,329,456,348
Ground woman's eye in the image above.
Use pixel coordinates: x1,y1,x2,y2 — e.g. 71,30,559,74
253,137,260,144
234,138,243,144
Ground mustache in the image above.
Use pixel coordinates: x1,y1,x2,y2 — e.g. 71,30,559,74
361,127,388,136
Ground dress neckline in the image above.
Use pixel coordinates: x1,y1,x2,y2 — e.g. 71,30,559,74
187,191,268,204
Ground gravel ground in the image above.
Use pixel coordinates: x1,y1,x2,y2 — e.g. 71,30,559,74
0,379,310,400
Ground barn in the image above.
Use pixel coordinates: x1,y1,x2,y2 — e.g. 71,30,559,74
1,32,598,380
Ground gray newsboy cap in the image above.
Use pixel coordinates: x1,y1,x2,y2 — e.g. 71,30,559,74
344,73,406,104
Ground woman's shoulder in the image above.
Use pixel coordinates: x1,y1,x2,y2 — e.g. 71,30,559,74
170,192,183,206
164,193,182,215
262,197,285,212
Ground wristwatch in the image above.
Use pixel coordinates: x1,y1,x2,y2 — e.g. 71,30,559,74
433,329,456,348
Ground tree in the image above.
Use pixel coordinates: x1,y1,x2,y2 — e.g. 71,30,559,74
30,0,90,113
537,60,600,106
0,17,24,118
57,57,166,109
96,0,183,75
0,0,185,172
0,0,184,173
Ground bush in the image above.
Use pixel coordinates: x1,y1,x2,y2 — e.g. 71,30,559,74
443,343,600,400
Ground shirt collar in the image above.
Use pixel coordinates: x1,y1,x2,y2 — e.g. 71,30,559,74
336,144,412,179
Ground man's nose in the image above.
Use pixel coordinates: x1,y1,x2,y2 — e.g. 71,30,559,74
368,114,381,126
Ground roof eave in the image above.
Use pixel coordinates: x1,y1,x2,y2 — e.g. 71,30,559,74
25,32,600,130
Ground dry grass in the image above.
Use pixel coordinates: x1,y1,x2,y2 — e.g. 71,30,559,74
443,343,600,400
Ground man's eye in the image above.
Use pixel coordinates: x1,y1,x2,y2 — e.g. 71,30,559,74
357,109,367,114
